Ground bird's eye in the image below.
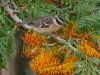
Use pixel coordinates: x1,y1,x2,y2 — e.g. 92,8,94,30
58,16,64,22
55,16,64,25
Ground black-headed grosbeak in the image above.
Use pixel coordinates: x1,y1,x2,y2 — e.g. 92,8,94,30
17,15,66,33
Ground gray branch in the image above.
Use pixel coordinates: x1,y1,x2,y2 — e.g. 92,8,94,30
1,0,78,51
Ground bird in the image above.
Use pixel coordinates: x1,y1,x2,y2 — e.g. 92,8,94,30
17,15,66,33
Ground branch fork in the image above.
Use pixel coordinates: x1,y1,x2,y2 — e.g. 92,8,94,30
1,0,78,51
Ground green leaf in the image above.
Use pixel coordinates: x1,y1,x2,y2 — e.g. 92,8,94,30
59,43,68,50
44,45,50,50
0,6,2,13
74,51,85,59
58,40,67,44
33,7,38,18
51,50,54,56
88,57,100,65
96,35,100,48
61,0,65,4
71,67,83,75
65,0,68,5
86,64,91,75
57,52,64,60
80,73,85,75
0,62,6,69
69,1,72,9
0,47,5,56
73,60,85,66
70,38,78,47
97,67,100,70
90,64,100,74
65,48,72,57
85,16,96,22
28,28,33,32
95,68,100,74
91,71,97,75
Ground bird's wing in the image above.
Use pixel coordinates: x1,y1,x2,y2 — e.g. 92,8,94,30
28,16,54,28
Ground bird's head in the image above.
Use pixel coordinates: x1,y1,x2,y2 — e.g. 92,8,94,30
55,15,66,26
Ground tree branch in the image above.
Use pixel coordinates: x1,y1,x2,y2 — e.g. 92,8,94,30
1,0,78,51
52,35,78,51
1,0,40,33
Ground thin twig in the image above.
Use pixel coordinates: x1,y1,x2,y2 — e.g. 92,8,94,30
82,31,99,40
9,1,18,10
1,0,40,33
1,0,78,52
85,56,88,71
51,35,78,51
67,37,78,51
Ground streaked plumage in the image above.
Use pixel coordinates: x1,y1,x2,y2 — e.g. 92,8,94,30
17,15,65,33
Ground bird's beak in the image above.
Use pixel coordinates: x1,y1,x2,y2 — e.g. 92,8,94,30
63,23,66,27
